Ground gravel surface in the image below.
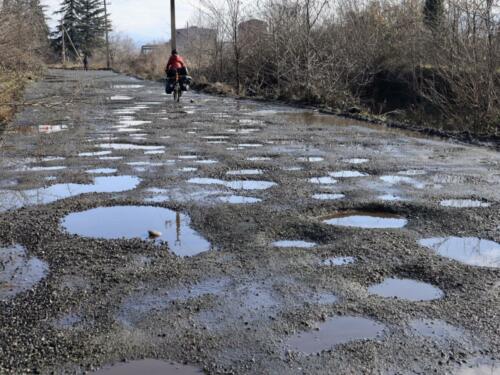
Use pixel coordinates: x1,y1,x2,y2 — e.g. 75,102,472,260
0,69,499,374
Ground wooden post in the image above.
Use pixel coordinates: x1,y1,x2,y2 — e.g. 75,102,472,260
170,0,176,51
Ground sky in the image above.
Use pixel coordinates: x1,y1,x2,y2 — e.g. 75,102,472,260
42,0,201,45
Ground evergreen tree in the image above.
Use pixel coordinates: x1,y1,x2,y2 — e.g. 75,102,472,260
423,0,444,31
52,0,82,59
77,0,109,58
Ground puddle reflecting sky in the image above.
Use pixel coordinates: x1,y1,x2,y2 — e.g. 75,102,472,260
321,257,356,266
440,199,490,208
272,240,317,248
368,278,444,301
419,237,500,268
323,212,408,229
62,206,211,257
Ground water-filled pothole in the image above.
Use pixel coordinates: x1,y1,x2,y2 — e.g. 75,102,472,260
343,158,369,164
93,359,203,375
322,211,407,229
440,199,490,208
329,171,369,178
321,257,356,266
86,168,117,174
62,206,211,257
313,193,345,201
218,195,262,204
246,156,272,161
377,194,404,201
380,175,425,189
226,169,263,176
188,178,276,190
0,245,48,300
309,177,337,185
298,156,324,162
368,278,444,301
99,143,165,151
285,316,386,354
272,240,317,248
409,319,464,342
419,237,500,268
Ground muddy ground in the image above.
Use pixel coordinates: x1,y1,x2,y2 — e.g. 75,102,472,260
0,69,499,374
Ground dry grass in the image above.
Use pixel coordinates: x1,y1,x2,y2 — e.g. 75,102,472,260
0,70,32,126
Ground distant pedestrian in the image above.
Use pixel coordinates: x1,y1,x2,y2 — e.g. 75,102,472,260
83,55,88,71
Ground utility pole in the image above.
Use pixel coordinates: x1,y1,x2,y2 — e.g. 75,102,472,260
61,18,66,66
103,0,111,69
170,0,176,51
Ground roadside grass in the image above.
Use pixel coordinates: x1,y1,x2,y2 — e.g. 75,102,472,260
0,69,32,127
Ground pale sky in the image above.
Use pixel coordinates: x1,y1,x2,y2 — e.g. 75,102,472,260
42,0,201,45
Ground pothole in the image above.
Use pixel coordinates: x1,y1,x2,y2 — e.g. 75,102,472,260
377,194,404,201
329,171,369,178
419,237,500,268
309,177,337,185
0,244,49,301
93,359,203,375
368,278,444,301
398,170,427,176
440,199,490,208
409,319,464,342
38,125,68,134
285,316,386,354
321,257,356,266
298,156,324,162
218,195,262,204
343,158,369,164
313,193,345,201
99,143,165,151
188,178,276,190
272,240,317,248
322,211,408,229
195,159,218,165
62,206,211,257
380,175,425,189
246,156,272,161
78,151,112,157
110,95,133,101
226,169,263,176
86,168,117,175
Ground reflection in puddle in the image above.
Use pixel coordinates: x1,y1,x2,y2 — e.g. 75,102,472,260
398,170,426,176
272,240,317,248
0,176,141,211
323,211,408,229
0,244,48,300
377,194,404,201
62,206,211,257
313,193,345,200
218,195,262,204
18,166,67,172
329,171,369,178
226,169,263,176
178,155,198,160
409,319,464,341
179,167,198,172
419,237,500,268
195,159,218,164
380,175,425,189
285,316,386,354
110,95,133,100
309,177,337,185
368,278,444,301
93,359,203,375
38,124,68,134
440,199,490,208
238,143,263,148
79,151,112,157
321,257,356,266
144,150,165,155
246,156,272,161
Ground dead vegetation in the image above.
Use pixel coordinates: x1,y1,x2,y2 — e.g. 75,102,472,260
0,0,49,126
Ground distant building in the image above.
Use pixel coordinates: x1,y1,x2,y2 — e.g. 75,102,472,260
238,19,267,45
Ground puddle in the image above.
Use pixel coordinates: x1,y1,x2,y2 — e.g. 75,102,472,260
322,211,408,229
0,244,49,300
218,195,262,204
179,167,198,172
312,193,345,201
283,166,303,171
41,156,65,162
0,176,141,211
99,143,165,151
368,278,444,301
86,168,117,174
226,169,263,176
330,171,369,178
309,177,337,185
238,143,263,148
343,158,369,164
195,160,218,165
38,124,68,134
113,84,143,89
298,156,324,162
321,257,356,266
456,358,500,375
246,156,272,161
272,240,317,248
18,166,67,172
117,119,151,127
440,199,490,208
178,155,198,160
62,206,211,257
79,151,112,157
419,237,500,268
144,150,165,155
398,170,427,176
188,178,276,190
409,319,464,341
381,175,425,189
99,156,123,161
93,359,203,375
285,316,386,354
203,136,229,140
110,95,133,101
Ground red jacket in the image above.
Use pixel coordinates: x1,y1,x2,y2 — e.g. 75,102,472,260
166,54,186,71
